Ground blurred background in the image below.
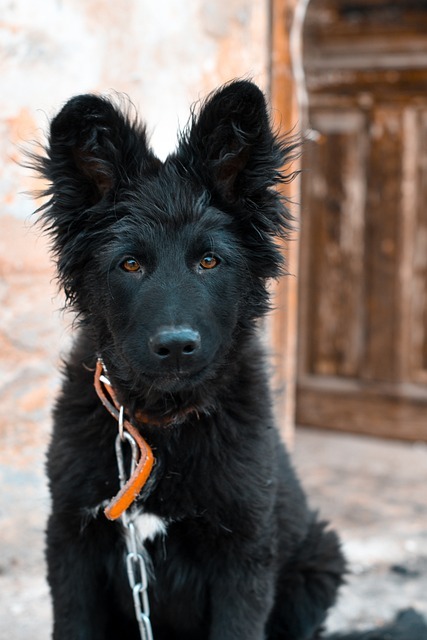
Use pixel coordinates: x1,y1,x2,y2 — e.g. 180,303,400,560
0,1,426,638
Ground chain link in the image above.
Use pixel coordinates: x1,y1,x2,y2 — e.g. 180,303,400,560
115,428,154,640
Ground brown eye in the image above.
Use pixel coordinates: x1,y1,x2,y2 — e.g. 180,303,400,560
200,254,219,270
121,258,141,273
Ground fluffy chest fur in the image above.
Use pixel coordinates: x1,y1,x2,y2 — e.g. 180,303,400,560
131,512,167,544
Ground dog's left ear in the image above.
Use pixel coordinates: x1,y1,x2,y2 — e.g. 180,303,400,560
177,81,296,282
178,80,294,207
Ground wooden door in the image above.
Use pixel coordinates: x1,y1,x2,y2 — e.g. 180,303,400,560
296,0,427,440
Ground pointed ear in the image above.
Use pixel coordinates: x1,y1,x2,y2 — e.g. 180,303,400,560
44,94,159,206
177,80,297,282
33,95,159,307
178,80,290,204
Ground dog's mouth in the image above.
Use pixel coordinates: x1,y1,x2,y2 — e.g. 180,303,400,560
130,376,212,428
102,347,223,423
95,358,208,430
134,360,213,392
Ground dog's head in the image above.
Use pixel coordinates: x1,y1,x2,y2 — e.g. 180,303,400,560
35,81,295,396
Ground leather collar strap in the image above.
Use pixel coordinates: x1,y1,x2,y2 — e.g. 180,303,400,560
94,359,154,521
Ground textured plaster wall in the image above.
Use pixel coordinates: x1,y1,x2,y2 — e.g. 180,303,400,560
0,0,269,430
0,4,268,636
1,0,268,219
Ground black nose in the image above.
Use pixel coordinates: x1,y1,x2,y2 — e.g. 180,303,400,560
149,327,201,362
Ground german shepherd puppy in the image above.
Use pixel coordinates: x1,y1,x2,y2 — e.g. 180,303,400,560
35,80,424,640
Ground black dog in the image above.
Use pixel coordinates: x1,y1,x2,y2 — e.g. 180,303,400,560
34,81,425,640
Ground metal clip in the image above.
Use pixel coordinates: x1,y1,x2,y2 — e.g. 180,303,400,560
99,373,111,387
118,405,125,440
115,431,139,491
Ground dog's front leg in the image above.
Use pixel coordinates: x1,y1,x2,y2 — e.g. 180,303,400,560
208,553,275,640
47,512,120,640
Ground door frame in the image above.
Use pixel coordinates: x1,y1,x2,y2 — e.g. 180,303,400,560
269,0,304,446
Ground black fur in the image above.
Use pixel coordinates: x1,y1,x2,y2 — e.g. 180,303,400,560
34,81,422,640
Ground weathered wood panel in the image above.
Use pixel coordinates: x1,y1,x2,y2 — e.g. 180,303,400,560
296,0,427,440
363,107,403,382
297,375,427,442
300,111,367,379
411,109,427,383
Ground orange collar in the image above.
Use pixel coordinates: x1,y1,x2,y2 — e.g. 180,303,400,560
94,358,202,520
94,359,154,521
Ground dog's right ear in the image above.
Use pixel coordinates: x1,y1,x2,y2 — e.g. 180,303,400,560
33,95,159,306
39,94,159,209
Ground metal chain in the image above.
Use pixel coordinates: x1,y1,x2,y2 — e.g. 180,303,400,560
115,427,154,640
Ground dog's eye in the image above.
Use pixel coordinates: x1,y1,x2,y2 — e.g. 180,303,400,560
200,254,220,270
121,258,141,273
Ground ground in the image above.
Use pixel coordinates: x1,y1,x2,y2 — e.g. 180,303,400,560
0,218,426,638
1,421,426,639
293,428,427,634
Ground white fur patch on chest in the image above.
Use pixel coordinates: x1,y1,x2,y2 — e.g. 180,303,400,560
131,512,167,543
